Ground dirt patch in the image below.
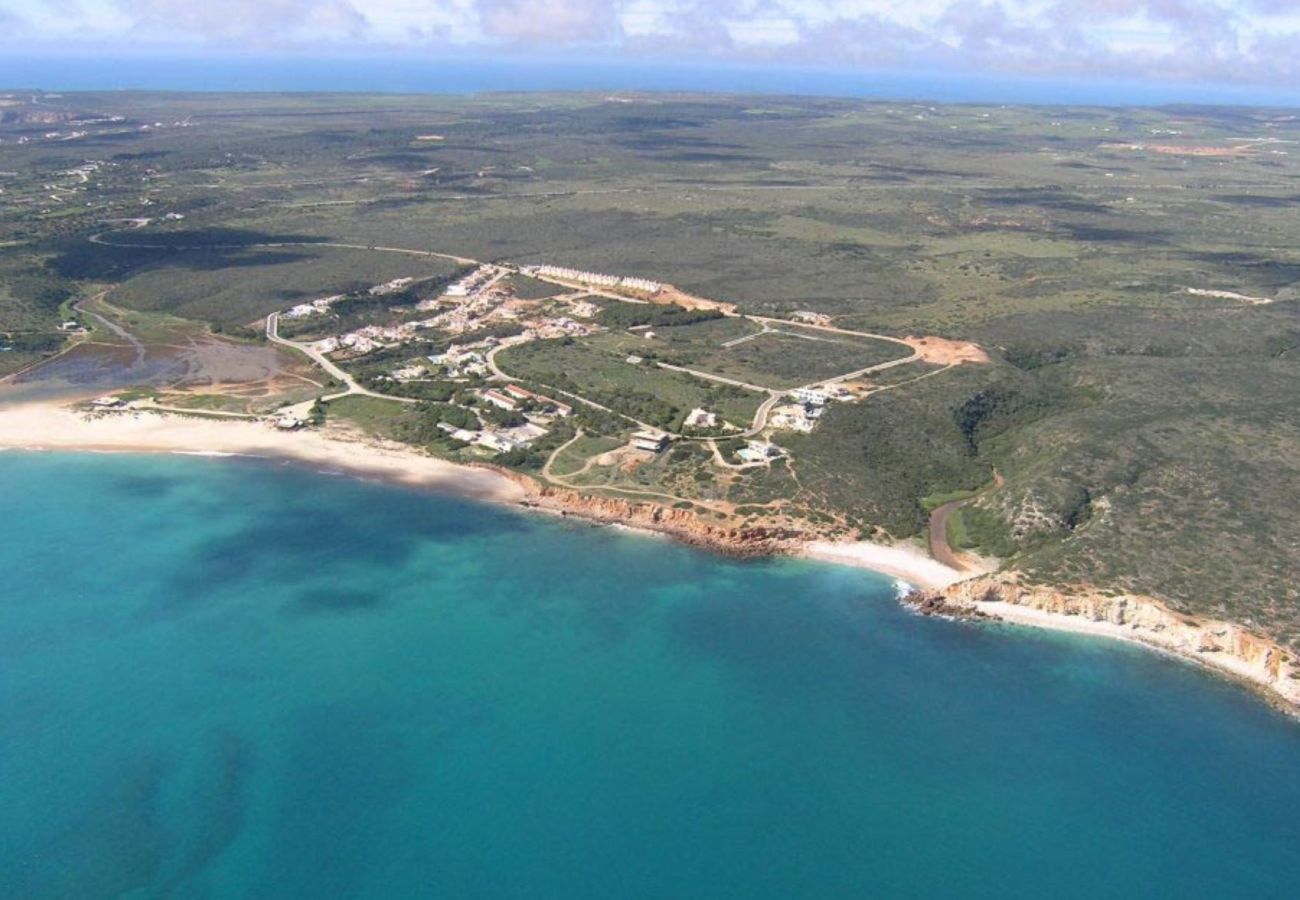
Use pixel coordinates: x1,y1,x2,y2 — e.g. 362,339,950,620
1104,142,1254,158
903,335,990,365
619,449,652,473
654,286,738,315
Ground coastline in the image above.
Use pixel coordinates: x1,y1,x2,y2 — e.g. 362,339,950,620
1,399,1296,716
0,401,527,504
914,576,1300,716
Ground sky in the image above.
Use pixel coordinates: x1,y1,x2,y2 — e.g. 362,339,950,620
2,1,1300,91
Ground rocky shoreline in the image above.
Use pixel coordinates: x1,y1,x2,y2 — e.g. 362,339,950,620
514,480,806,558
509,474,1300,718
905,574,1300,715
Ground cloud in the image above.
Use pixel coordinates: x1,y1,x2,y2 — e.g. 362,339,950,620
0,6,26,29
1,0,1298,87
477,0,617,42
110,0,369,43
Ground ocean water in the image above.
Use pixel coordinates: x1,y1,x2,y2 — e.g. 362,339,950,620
1,453,1298,899
5,57,1300,108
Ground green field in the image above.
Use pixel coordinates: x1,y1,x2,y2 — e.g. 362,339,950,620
588,315,910,389
496,337,764,432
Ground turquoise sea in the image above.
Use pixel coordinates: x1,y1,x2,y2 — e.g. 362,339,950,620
1,453,1298,898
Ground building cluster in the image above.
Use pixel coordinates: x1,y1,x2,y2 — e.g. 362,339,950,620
283,294,344,319
422,281,514,334
445,265,498,298
310,331,381,356
791,310,832,327
427,342,492,378
389,364,428,382
436,420,543,456
431,383,570,458
368,277,415,296
523,265,663,295
769,402,822,434
532,316,595,340
768,386,849,434
483,383,573,418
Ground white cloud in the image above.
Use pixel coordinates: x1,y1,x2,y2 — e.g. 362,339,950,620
1,0,1298,86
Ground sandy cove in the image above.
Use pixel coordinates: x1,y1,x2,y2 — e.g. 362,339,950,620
1,400,1296,715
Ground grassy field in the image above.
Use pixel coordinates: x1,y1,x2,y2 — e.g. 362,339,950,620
497,337,764,432
3,90,1299,651
588,315,910,388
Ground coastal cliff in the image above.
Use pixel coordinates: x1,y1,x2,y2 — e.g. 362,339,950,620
510,471,1300,715
515,480,805,557
911,574,1300,712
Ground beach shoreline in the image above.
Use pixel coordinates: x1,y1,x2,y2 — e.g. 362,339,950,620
2,399,1296,715
0,401,529,504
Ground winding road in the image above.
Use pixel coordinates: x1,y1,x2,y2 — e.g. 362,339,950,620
265,313,417,405
928,471,1004,572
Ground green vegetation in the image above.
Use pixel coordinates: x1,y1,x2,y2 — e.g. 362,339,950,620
3,90,1299,650
588,317,910,389
596,303,724,330
498,337,763,431
325,395,416,439
501,274,561,300
106,246,461,328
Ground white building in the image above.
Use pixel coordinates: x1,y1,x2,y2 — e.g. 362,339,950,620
369,277,415,296
526,265,622,289
618,276,663,294
482,389,518,411
737,441,783,464
791,388,829,406
684,408,717,429
632,431,669,453
446,265,496,297
477,432,521,453
391,365,427,382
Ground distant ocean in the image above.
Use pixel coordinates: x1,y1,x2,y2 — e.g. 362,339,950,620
1,452,1298,897
3,56,1300,107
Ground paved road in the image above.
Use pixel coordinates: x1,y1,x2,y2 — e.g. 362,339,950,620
265,313,417,405
653,361,771,394
741,392,784,438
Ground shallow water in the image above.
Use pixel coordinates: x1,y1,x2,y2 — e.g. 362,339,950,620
1,453,1298,898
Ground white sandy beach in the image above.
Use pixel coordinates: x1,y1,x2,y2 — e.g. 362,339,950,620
800,539,966,592
0,401,527,502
